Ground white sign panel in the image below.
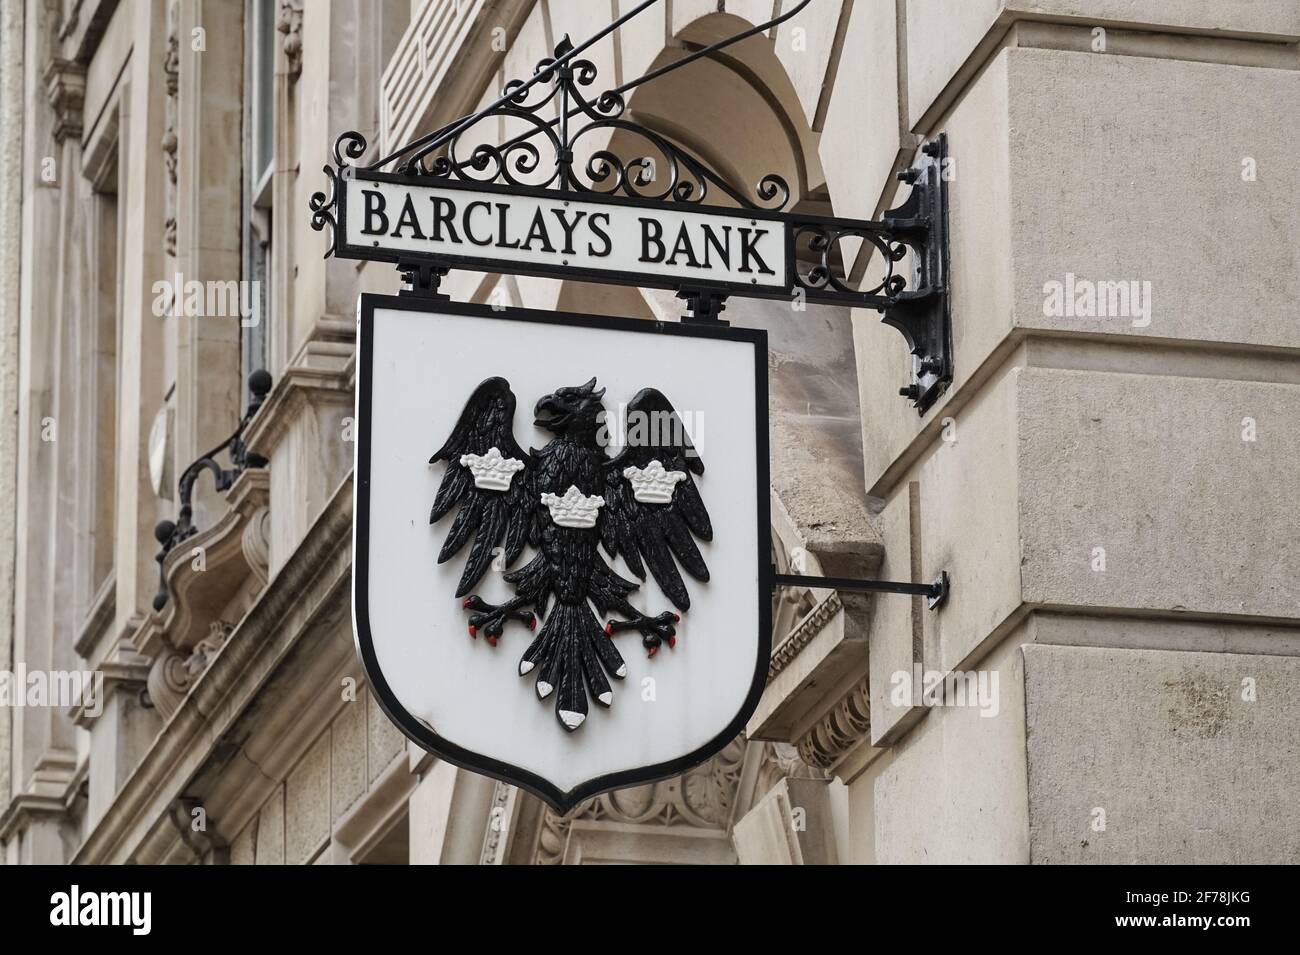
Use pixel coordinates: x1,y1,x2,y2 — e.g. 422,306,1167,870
342,177,789,293
353,295,771,811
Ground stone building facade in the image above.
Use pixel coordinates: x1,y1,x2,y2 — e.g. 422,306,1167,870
1,0,1297,864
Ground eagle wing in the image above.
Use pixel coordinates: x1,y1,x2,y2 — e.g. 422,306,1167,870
601,388,712,610
429,377,534,596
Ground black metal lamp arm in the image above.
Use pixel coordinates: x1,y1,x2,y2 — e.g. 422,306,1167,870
151,370,272,612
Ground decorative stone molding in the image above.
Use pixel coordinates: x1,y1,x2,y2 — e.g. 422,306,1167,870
277,0,303,78
242,341,353,576
0,792,67,844
533,736,745,864
167,796,228,864
754,741,826,797
242,506,271,593
478,781,517,865
145,468,270,659
43,58,86,144
770,523,818,652
768,591,842,683
136,468,270,719
161,1,179,256
145,648,191,721
796,676,871,771
145,621,235,722
184,620,234,681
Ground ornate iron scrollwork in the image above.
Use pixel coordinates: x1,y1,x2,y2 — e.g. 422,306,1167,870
314,38,790,213
310,33,952,413
151,370,272,611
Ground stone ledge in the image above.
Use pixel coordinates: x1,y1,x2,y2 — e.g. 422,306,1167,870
72,474,354,863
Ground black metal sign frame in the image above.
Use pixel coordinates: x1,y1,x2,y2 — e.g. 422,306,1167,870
310,37,953,413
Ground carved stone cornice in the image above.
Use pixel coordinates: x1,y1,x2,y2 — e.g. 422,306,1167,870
796,676,871,771
43,57,87,144
242,344,353,458
277,0,303,77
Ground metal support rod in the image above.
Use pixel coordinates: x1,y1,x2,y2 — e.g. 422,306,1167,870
772,570,950,610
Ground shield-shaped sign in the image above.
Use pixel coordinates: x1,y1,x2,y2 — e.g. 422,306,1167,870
353,294,771,812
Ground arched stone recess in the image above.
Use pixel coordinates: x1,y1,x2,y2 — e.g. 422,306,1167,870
468,6,882,862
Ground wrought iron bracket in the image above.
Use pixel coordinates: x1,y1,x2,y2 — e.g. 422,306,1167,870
884,137,951,414
310,34,953,413
789,135,952,414
772,569,950,611
151,371,272,612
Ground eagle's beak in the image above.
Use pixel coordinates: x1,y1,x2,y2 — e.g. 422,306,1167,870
534,394,563,429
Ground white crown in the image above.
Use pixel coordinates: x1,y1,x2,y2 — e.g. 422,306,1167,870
459,446,525,492
622,459,688,504
539,485,605,529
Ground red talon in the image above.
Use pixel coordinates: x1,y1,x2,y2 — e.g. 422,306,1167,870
528,616,537,631
647,646,658,658
671,613,680,622
487,635,498,647
667,636,676,648
462,598,472,608
468,625,477,638
605,622,613,636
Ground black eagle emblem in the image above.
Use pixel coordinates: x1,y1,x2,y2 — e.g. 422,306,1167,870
429,376,711,732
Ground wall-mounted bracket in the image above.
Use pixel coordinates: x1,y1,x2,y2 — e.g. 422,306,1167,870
772,569,950,610
882,136,952,414
788,135,952,415
310,34,953,415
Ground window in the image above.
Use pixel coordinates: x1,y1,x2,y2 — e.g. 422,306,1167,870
242,0,276,407
88,160,121,596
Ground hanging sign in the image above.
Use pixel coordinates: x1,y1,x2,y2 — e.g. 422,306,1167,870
353,294,771,812
318,28,955,813
338,175,789,295
311,47,952,413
